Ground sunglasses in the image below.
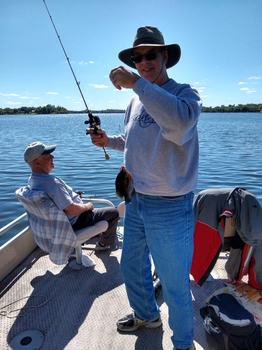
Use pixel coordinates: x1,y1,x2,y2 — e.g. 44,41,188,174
131,50,163,64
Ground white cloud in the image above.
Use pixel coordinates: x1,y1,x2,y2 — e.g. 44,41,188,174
238,82,248,85
248,76,261,80
240,87,257,94
79,60,94,64
197,87,206,93
89,84,108,89
19,96,30,99
7,101,21,105
46,92,59,95
3,93,20,96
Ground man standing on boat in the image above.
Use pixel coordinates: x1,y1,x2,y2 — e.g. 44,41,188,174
23,141,119,252
89,26,202,350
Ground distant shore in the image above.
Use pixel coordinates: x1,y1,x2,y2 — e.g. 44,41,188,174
202,103,261,113
0,103,261,115
0,106,125,115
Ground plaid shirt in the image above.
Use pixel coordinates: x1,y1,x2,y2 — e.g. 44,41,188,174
15,186,78,265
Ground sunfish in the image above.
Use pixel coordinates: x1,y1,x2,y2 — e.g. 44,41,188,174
115,166,135,204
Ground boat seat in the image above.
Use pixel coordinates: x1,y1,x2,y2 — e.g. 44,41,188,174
15,186,108,268
117,201,126,218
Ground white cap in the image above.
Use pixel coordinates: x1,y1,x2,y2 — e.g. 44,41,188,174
24,141,56,163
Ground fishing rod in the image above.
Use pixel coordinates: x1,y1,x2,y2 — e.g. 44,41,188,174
42,0,109,160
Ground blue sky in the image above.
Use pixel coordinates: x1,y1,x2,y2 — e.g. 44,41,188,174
1,0,261,111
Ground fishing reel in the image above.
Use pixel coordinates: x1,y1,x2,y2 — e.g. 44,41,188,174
84,112,101,133
85,112,110,160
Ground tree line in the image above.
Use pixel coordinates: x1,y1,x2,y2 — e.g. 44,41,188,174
202,103,262,113
0,103,261,115
0,104,68,115
0,105,125,115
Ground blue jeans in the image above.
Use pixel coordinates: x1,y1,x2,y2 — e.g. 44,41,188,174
121,192,194,349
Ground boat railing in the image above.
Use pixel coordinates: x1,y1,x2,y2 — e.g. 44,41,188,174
0,213,28,237
82,197,115,207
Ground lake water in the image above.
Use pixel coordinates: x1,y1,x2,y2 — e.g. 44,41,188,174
1,112,262,245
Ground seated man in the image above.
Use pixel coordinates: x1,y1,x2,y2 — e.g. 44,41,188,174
24,141,119,252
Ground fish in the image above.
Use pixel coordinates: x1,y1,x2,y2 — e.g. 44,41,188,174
115,166,135,204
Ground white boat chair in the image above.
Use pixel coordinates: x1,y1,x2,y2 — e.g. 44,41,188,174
15,186,108,269
117,201,126,218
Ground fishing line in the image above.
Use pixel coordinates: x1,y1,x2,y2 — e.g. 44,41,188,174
42,0,109,160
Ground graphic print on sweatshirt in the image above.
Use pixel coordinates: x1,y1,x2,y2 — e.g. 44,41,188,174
131,108,156,128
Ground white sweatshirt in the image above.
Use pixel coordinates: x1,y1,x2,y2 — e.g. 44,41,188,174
107,77,202,196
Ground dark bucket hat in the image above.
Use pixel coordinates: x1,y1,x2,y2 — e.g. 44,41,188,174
118,26,181,69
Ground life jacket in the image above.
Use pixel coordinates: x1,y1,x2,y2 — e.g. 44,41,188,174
190,188,262,290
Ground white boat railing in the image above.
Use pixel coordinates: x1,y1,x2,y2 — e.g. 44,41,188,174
0,212,28,236
82,197,115,207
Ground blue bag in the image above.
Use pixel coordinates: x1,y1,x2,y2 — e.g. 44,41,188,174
200,293,261,350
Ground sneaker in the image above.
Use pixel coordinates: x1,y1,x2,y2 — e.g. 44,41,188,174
117,312,162,332
95,242,111,252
